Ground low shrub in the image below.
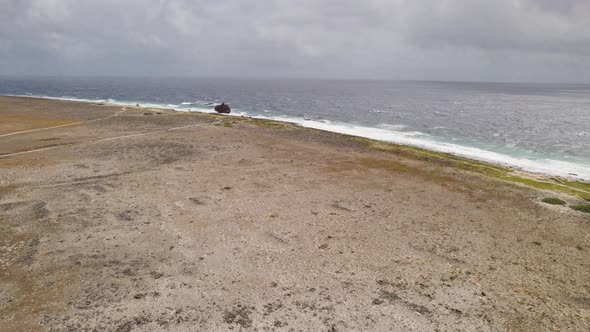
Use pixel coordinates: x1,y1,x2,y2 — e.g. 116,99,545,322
570,204,590,213
541,197,566,206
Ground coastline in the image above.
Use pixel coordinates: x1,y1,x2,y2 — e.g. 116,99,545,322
4,95,588,200
1,96,589,331
6,94,590,182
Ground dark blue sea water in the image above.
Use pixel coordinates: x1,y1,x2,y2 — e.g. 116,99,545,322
2,76,590,180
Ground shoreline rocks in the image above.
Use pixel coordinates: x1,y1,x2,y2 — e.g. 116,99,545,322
215,103,231,114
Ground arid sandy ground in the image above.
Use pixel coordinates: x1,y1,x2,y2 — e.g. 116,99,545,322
0,96,589,331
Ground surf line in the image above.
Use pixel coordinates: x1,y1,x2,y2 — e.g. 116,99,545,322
0,123,203,158
0,107,129,138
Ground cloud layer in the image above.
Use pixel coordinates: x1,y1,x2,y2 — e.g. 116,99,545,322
1,0,589,82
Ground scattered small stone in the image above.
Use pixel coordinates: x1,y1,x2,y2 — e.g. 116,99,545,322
532,241,541,246
274,320,287,327
121,268,134,276
143,112,153,116
223,305,252,328
379,290,401,302
189,197,206,205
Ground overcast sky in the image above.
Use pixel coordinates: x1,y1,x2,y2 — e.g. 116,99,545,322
1,0,589,83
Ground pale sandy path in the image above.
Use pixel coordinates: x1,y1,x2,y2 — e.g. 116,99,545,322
0,122,202,158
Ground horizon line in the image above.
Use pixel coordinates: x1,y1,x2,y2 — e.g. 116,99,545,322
1,74,589,86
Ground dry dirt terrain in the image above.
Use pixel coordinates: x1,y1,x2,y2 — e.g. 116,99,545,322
0,96,589,331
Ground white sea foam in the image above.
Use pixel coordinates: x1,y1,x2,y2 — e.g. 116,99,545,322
185,107,216,113
378,124,408,131
251,114,590,181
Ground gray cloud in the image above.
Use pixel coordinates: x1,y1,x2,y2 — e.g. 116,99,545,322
0,0,589,82
403,0,590,56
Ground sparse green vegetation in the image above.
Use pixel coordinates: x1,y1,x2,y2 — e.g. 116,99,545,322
560,180,590,192
249,118,291,129
359,157,412,173
200,112,590,200
541,197,566,206
348,136,590,200
214,121,234,127
570,204,590,213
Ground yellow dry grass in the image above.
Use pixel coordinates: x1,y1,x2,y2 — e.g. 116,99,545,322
0,115,77,135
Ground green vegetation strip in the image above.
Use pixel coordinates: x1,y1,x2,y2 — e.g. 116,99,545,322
199,113,590,200
571,204,590,213
541,197,566,206
347,137,590,200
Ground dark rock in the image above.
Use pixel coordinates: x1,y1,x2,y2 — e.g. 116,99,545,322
215,103,231,114
189,197,206,205
143,112,153,116
379,290,401,302
223,306,252,328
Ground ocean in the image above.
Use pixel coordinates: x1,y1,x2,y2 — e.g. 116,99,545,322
1,76,589,180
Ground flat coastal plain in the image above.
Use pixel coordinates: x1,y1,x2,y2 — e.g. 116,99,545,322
0,96,589,331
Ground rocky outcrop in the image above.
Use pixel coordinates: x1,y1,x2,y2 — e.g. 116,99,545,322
214,103,231,114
